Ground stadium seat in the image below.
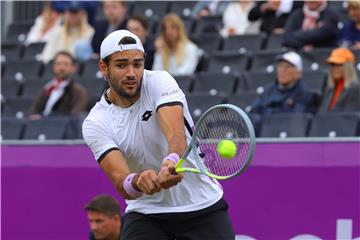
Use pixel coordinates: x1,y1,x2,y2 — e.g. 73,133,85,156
190,33,222,54
260,113,313,138
1,117,25,140
302,71,326,95
79,77,107,99
300,48,333,72
226,92,258,113
80,59,103,79
193,15,223,34
21,80,46,98
3,59,42,80
222,34,266,53
168,1,196,19
265,33,286,51
241,71,276,94
131,1,169,21
5,21,33,42
1,79,22,98
173,75,194,94
186,94,224,123
309,112,359,137
192,72,237,96
249,50,282,73
207,51,249,74
22,42,46,60
23,116,73,140
2,97,35,118
1,42,22,61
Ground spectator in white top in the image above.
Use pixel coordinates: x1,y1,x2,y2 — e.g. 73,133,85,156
41,2,94,63
220,0,260,37
25,2,62,45
152,13,201,76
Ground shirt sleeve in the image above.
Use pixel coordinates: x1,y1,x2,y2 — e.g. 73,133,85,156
82,117,119,163
149,71,186,110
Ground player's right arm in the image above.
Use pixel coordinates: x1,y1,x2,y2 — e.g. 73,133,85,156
83,119,161,200
99,150,161,199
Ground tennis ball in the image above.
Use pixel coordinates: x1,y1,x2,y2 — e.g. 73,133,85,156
217,140,237,159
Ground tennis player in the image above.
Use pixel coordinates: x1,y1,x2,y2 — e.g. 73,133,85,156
82,30,234,239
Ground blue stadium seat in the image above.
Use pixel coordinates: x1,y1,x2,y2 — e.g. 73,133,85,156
192,72,237,96
208,51,249,74
1,117,25,140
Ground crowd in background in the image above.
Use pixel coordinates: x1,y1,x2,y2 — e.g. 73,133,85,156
1,0,360,138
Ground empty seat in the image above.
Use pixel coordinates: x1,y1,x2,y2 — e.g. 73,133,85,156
265,33,286,50
222,34,266,53
23,116,72,140
3,59,42,80
21,81,46,98
5,21,33,42
1,42,22,61
186,94,224,123
309,112,359,137
174,75,193,94
192,72,237,96
168,1,196,19
242,71,276,94
2,97,35,118
80,78,107,99
193,15,223,33
22,42,46,60
1,79,22,98
1,117,25,140
208,51,249,74
80,59,103,79
226,92,258,113
302,71,326,94
300,48,333,72
132,1,169,21
190,33,222,54
249,50,282,73
260,113,313,138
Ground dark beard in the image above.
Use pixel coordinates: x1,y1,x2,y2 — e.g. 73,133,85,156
107,71,142,100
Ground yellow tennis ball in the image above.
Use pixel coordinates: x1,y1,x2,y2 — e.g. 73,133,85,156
217,139,237,159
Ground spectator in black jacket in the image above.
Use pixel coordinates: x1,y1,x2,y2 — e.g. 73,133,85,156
248,0,303,34
282,0,339,50
91,0,127,57
250,51,317,120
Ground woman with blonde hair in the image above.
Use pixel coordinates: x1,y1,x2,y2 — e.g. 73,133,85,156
42,3,94,63
152,13,201,76
319,47,360,111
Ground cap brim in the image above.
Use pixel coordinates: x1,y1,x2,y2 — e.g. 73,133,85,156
326,57,344,64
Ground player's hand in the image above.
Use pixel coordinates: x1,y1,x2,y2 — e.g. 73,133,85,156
134,170,161,195
158,160,184,189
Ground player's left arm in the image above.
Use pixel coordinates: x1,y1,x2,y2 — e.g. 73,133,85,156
156,104,186,188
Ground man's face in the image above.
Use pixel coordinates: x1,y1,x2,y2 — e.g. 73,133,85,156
53,54,76,80
127,19,148,44
103,1,126,24
87,211,120,240
277,60,300,86
100,50,145,100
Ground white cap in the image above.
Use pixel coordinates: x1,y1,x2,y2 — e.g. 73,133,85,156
100,30,144,59
277,51,303,71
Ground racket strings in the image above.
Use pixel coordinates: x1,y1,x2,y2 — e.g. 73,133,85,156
196,108,251,177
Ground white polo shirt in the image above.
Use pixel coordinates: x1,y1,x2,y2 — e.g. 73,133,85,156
82,70,223,214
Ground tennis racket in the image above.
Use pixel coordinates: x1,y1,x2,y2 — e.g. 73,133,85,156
175,104,255,180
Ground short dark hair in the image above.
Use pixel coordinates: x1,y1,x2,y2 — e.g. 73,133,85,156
128,15,149,31
54,51,76,64
84,194,120,217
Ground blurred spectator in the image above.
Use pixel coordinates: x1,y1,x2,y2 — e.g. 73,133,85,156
220,0,260,37
41,3,94,63
191,0,229,18
282,0,339,50
29,51,89,120
51,1,99,27
91,0,127,56
85,194,122,240
248,0,303,35
127,15,155,70
249,51,317,120
152,13,201,76
318,48,360,111
338,0,360,49
25,2,62,45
